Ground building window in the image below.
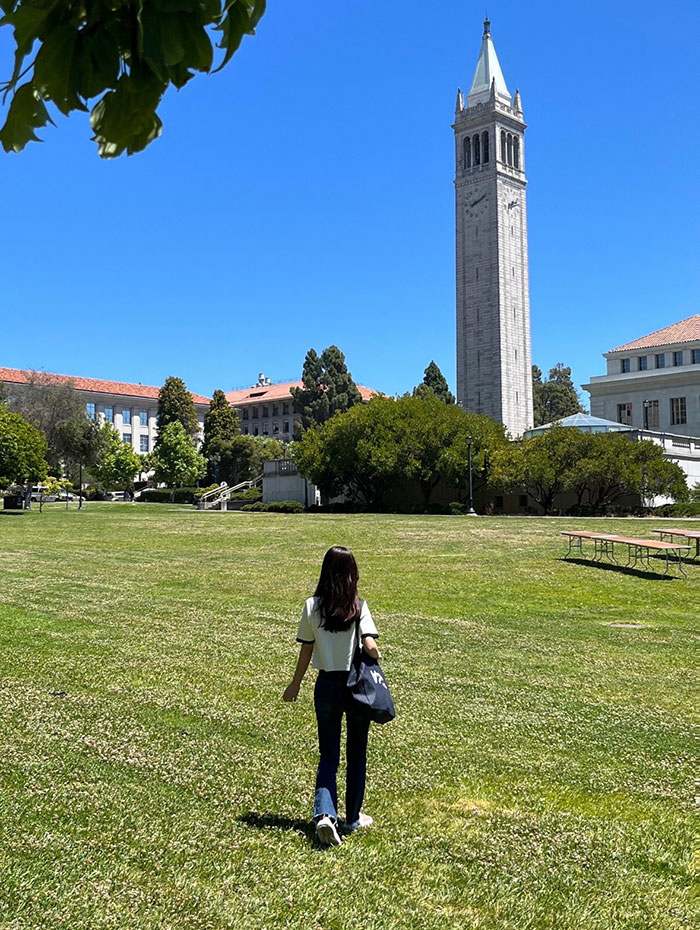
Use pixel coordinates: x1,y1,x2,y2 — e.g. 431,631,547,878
670,397,686,426
463,136,471,169
122,409,131,425
513,135,520,168
252,407,259,419
272,404,279,416
518,495,527,508
673,350,683,367
122,433,131,444
283,420,290,434
283,402,290,415
481,130,489,163
620,358,630,373
501,130,506,162
272,422,279,434
242,408,249,420
617,402,633,425
262,405,269,418
655,353,665,369
140,435,149,453
243,426,249,435
638,356,647,371
86,402,96,419
139,410,148,426
104,406,114,423
253,426,259,436
692,349,700,364
262,422,269,435
507,133,513,165
643,399,659,429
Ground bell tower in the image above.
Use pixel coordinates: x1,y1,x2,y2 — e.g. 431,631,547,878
454,18,533,436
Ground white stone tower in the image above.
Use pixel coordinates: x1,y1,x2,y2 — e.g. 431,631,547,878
454,18,533,436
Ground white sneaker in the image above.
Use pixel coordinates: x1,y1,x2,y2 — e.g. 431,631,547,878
315,815,342,846
341,812,374,832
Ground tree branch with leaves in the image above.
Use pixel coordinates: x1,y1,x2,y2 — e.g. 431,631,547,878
0,0,266,157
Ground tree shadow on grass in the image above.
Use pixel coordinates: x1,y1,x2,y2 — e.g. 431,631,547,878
559,557,681,581
237,812,317,846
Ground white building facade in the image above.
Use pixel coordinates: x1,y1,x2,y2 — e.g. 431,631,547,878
0,367,210,453
454,18,533,437
582,316,700,437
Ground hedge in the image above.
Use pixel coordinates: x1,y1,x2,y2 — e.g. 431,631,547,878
138,487,199,504
240,500,303,513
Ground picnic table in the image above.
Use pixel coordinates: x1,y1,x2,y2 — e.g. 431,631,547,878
652,527,700,559
561,531,690,577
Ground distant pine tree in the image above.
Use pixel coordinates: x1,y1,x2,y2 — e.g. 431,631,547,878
413,361,455,404
291,345,363,431
532,363,584,426
156,376,199,444
201,389,240,483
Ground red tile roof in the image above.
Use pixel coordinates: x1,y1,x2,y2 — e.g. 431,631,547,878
609,315,700,353
0,367,211,405
225,380,378,406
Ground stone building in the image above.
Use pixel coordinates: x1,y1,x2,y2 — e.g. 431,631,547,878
0,367,210,452
225,373,376,440
582,315,700,437
454,18,533,437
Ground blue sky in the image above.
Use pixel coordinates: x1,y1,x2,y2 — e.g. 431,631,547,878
2,1,698,402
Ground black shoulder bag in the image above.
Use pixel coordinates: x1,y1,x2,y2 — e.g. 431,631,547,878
346,620,396,724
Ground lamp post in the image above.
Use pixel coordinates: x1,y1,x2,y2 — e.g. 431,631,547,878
466,435,476,515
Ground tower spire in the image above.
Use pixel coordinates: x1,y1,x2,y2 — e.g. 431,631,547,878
467,17,511,107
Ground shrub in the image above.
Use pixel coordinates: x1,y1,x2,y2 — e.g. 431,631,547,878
137,487,200,504
266,500,303,513
230,486,262,502
652,502,700,518
241,500,303,513
193,484,220,501
449,501,467,515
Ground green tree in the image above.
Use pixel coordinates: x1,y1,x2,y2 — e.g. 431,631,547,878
55,415,107,509
413,361,455,404
296,396,403,508
37,475,60,512
156,376,200,444
532,363,584,426
150,422,206,500
0,404,48,491
436,410,509,504
6,371,87,472
491,426,590,514
92,424,143,491
0,0,266,158
201,389,240,482
578,434,688,511
291,346,363,432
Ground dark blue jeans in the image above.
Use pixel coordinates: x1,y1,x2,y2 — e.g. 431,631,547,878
313,670,371,826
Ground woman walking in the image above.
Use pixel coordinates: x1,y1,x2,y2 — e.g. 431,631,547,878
283,546,380,846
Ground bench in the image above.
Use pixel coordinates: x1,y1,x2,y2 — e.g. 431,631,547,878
561,531,690,576
652,528,700,559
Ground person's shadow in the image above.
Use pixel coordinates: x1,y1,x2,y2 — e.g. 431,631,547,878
237,812,317,845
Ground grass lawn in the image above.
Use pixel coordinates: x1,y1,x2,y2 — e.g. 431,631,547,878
0,505,697,929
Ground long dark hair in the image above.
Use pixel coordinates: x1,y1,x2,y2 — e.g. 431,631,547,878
315,546,360,632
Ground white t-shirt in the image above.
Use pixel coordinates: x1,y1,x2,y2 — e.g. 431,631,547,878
296,596,379,671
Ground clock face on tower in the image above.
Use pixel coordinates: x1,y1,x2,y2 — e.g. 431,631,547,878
465,191,488,221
